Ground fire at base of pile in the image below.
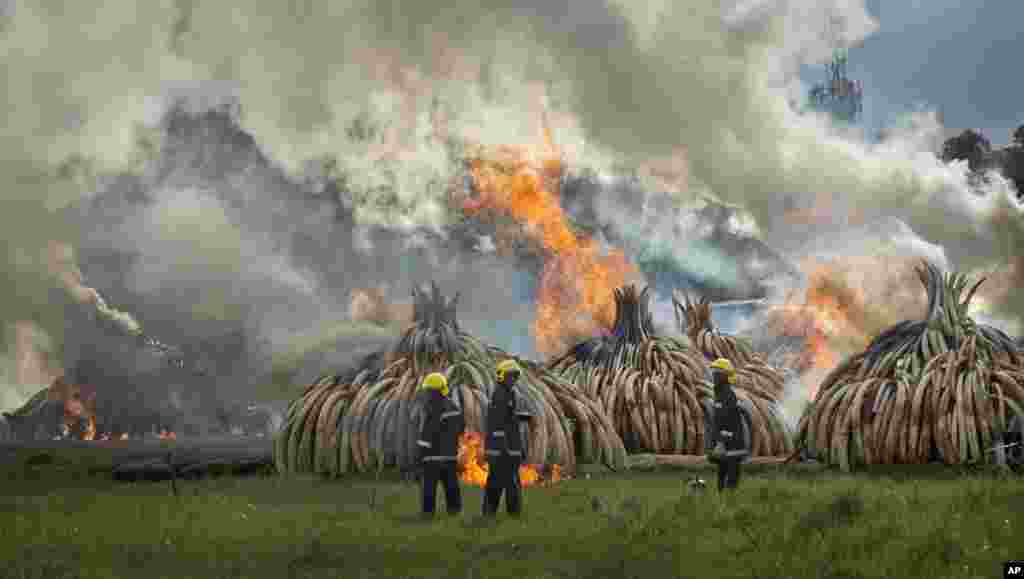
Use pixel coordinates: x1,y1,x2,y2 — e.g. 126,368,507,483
1,376,279,442
457,432,564,487
547,285,793,455
796,262,1024,471
274,282,627,478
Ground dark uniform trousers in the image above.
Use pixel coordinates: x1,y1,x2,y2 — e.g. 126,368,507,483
422,459,462,515
718,456,742,491
483,453,521,515
482,381,531,516
710,383,748,492
418,395,465,516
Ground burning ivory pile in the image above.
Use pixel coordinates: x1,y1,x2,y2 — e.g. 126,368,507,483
276,283,808,483
547,285,792,457
2,375,282,443
796,262,1024,470
275,270,1023,480
274,283,625,480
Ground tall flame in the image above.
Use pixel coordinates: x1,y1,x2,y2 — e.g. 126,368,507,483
457,431,490,486
464,128,639,355
768,260,869,385
767,256,925,398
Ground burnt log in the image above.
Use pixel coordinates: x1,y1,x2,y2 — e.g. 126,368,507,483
112,459,174,482
111,456,273,482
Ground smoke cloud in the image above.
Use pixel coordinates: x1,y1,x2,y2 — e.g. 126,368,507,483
542,1,1023,319
1,0,1022,421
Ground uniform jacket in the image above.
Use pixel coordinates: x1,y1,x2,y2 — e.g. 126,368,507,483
705,381,751,459
417,391,465,462
484,383,532,459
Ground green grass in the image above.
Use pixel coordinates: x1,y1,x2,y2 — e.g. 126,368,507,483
2,449,1022,579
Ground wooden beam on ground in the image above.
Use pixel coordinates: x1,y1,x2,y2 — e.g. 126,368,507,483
625,454,820,470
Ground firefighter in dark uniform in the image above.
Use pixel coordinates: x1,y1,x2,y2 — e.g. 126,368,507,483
706,358,750,491
416,372,465,517
483,359,533,517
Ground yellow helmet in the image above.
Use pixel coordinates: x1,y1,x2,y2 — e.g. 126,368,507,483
421,372,449,396
496,359,521,384
709,358,737,384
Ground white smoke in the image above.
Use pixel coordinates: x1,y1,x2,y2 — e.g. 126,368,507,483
2,0,1022,408
0,321,59,413
0,349,34,413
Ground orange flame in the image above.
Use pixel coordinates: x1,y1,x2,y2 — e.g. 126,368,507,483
71,418,176,443
767,260,869,386
51,377,99,440
456,432,562,487
49,376,183,442
464,129,640,355
457,431,489,486
83,416,96,441
519,463,540,487
766,256,927,397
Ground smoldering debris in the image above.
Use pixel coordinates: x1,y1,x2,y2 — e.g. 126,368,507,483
2,395,65,441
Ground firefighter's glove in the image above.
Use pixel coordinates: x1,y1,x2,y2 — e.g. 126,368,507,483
710,441,727,462
415,441,431,464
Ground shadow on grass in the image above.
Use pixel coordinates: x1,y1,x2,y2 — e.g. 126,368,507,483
391,513,447,525
14,545,81,579
793,490,865,538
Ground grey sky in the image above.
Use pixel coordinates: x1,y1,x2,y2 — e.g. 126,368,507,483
803,0,1024,145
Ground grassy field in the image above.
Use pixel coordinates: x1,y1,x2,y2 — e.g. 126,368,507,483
1,448,1022,579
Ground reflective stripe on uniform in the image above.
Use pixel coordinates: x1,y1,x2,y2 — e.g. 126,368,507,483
423,455,457,461
492,431,506,437
720,430,733,438
724,450,749,457
485,449,522,457
441,411,461,419
515,412,532,418
416,440,432,448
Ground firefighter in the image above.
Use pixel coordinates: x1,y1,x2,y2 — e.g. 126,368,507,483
416,372,465,517
482,359,533,516
706,358,750,491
